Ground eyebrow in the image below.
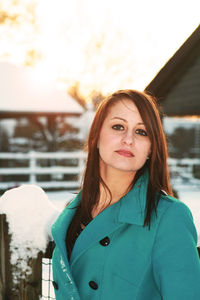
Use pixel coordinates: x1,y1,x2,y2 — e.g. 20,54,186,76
111,117,145,125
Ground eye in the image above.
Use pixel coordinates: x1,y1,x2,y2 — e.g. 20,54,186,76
135,128,147,136
112,124,124,131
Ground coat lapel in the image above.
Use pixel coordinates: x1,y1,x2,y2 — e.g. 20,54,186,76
118,171,148,226
70,170,149,266
51,192,81,267
52,170,149,268
70,199,123,266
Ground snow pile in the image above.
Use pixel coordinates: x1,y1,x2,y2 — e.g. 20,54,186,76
0,184,61,283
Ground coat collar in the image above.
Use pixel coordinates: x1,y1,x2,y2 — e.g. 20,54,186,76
52,170,149,266
51,193,81,266
70,198,122,265
118,169,148,226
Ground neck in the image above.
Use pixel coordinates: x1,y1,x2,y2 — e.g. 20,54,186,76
99,162,136,205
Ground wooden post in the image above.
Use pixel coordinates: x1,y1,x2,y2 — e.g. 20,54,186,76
0,214,12,300
29,151,37,184
0,214,42,300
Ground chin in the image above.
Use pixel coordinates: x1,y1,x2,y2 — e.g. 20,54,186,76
115,166,136,173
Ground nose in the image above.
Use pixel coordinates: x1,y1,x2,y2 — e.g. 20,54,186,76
121,131,134,145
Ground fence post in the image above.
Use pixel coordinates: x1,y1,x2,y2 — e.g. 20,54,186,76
0,214,42,300
29,151,37,184
78,153,85,185
0,214,12,300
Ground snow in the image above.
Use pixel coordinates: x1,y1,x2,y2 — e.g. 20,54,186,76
0,62,84,114
46,190,75,210
163,116,200,134
66,102,95,140
0,184,61,283
0,119,17,137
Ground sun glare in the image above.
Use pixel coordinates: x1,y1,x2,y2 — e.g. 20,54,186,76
29,62,58,86
0,0,199,100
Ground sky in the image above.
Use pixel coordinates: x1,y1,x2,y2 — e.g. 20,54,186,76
0,0,199,101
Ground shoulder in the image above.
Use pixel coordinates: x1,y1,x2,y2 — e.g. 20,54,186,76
152,195,200,298
157,192,193,219
155,193,197,243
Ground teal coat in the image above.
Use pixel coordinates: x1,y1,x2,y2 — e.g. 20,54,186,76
51,172,200,300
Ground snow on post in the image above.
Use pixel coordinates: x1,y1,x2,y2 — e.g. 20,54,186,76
0,184,60,283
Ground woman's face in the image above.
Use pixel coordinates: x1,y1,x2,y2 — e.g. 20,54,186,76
98,99,151,176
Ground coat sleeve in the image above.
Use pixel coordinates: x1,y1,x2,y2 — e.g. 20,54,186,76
152,201,200,300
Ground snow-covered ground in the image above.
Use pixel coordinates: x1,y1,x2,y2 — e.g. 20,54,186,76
46,190,76,210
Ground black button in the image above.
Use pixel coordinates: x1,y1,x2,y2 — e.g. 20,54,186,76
99,237,110,246
89,280,98,290
52,281,59,290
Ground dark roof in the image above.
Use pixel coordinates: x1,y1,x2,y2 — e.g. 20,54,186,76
145,25,200,116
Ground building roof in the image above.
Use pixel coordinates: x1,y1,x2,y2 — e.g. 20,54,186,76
145,25,200,116
0,62,84,117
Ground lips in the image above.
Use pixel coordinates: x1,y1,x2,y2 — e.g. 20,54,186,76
115,150,134,158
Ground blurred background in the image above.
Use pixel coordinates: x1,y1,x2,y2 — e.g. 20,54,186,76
0,0,200,198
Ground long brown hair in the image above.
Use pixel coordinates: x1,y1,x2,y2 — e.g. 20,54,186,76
66,89,173,255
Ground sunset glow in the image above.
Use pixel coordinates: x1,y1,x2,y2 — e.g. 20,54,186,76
0,0,199,101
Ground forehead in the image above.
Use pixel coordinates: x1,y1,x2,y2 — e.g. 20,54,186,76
106,99,143,121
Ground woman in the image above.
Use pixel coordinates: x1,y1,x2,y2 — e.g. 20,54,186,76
51,89,200,300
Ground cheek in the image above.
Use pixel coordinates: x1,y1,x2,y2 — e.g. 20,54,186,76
146,142,151,155
136,140,151,156
98,128,113,147
98,136,110,153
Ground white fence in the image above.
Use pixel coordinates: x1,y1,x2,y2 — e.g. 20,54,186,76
0,151,87,190
168,158,200,187
0,152,200,191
